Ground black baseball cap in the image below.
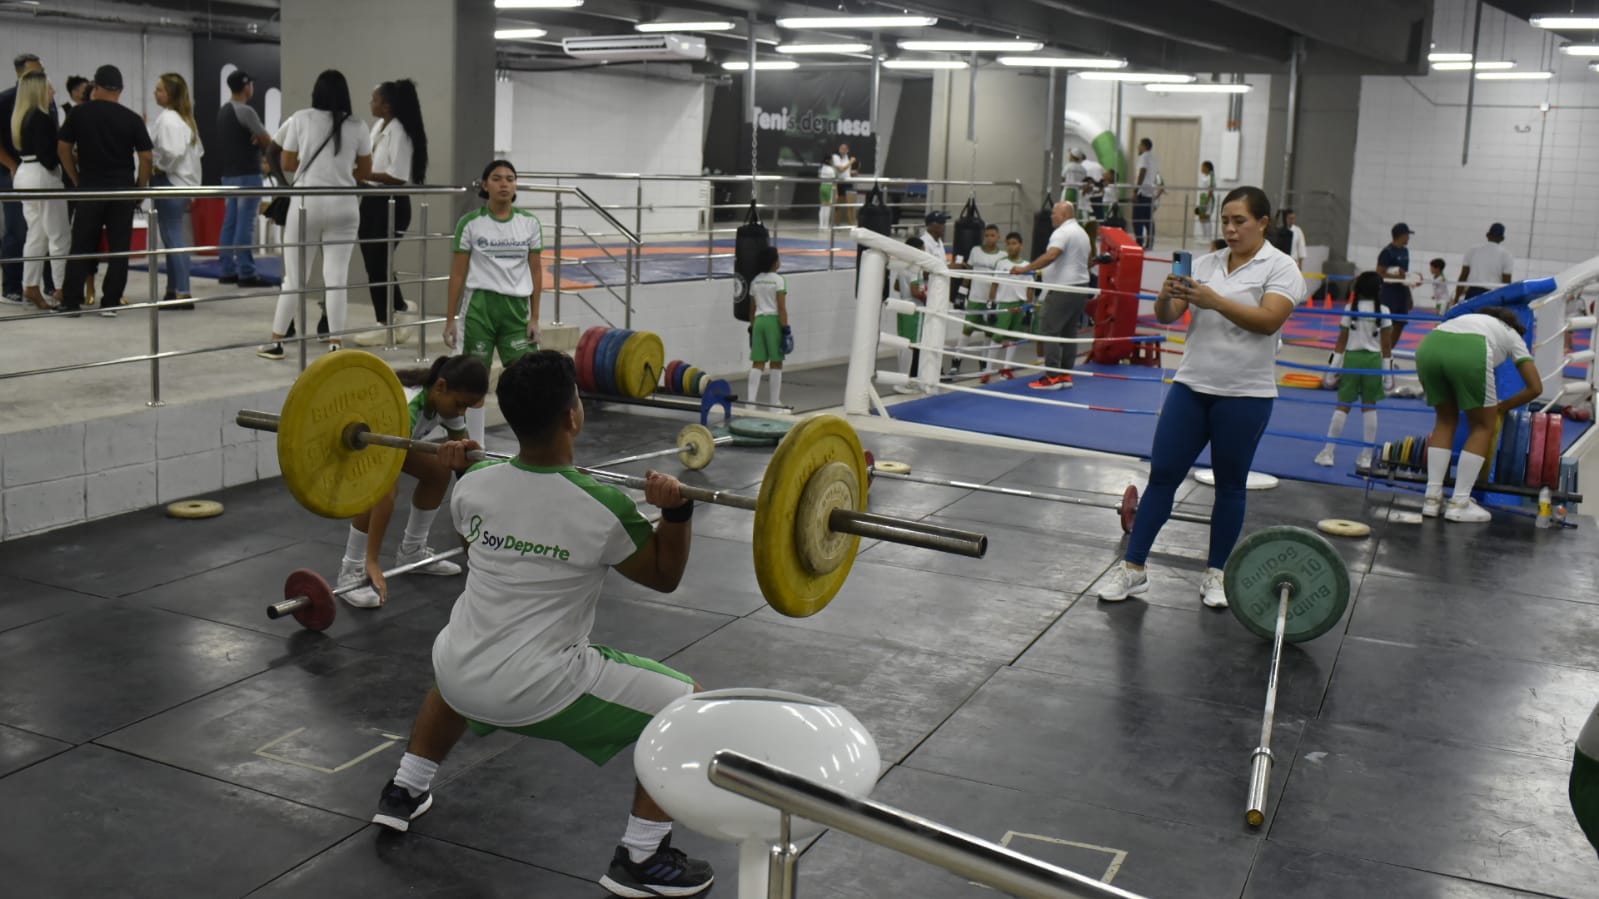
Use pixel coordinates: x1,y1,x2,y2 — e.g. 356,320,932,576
227,70,252,93
1391,222,1415,238
925,211,950,224
93,64,123,91
1488,222,1506,239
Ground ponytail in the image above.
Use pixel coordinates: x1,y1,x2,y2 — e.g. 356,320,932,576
395,355,490,395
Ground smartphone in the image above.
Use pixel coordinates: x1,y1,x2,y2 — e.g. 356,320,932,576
1172,251,1192,279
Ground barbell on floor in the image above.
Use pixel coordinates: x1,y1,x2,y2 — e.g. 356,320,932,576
239,351,988,620
268,547,467,631
864,453,1213,534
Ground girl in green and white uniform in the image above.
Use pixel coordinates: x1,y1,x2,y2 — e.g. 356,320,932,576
746,247,790,407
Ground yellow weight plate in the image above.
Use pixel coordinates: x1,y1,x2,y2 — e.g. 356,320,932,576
1400,436,1414,470
794,461,861,575
277,350,409,519
753,414,868,618
617,331,665,399
166,499,224,519
875,460,912,474
683,366,702,397
1316,518,1372,538
677,424,716,470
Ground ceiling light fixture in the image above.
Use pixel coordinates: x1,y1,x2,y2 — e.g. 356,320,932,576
635,21,735,33
495,0,583,8
898,39,1043,52
1559,43,1599,55
1531,15,1599,29
495,27,549,39
997,56,1127,69
1144,82,1253,93
1428,51,1474,62
776,14,938,29
1475,70,1553,80
776,43,872,54
882,59,970,70
1077,71,1196,83
722,60,801,71
1432,60,1515,70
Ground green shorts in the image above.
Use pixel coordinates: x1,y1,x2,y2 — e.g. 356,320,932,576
993,303,1024,336
819,183,835,204
897,311,923,342
1337,349,1386,405
1416,330,1495,409
751,313,784,364
962,302,993,336
464,289,536,367
464,645,694,766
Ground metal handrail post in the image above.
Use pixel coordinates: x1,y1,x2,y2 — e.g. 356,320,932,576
767,811,798,899
384,196,398,349
706,187,715,279
624,243,633,329
416,202,430,362
296,204,310,371
553,193,563,323
146,206,163,407
634,177,644,283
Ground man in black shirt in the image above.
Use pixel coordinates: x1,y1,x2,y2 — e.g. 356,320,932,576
0,53,46,303
56,64,152,317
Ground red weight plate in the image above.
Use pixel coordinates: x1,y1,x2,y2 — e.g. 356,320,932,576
664,360,685,394
1545,414,1564,488
283,567,336,632
1528,412,1549,487
577,327,607,392
1120,484,1138,534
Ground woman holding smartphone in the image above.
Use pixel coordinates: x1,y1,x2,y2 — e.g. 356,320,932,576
1097,186,1305,608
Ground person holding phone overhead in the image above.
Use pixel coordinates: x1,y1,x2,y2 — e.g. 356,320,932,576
1096,186,1305,609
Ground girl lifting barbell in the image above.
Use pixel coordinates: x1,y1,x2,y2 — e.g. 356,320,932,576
337,355,488,607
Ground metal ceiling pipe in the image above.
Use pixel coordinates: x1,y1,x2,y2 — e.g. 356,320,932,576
1462,0,1484,165
1278,35,1303,209
0,0,278,38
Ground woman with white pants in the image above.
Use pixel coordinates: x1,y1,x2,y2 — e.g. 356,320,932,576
9,71,68,310
258,69,372,359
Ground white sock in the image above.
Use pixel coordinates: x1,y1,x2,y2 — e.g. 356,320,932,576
1362,409,1379,445
1453,451,1486,500
401,505,438,553
769,369,783,406
898,347,912,375
465,405,486,447
1326,409,1348,440
748,367,762,402
1003,343,1017,365
394,752,438,797
1425,446,1451,496
343,524,368,566
622,815,674,863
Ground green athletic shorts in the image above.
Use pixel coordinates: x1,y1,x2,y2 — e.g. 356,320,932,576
993,303,1024,336
751,313,784,363
1416,330,1496,409
897,310,922,342
962,302,993,336
1337,349,1386,405
464,289,535,367
819,183,835,204
464,645,694,766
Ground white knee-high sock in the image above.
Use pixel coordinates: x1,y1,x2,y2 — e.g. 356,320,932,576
1426,447,1451,496
768,369,783,405
898,347,913,375
1453,451,1486,499
621,815,673,863
1362,409,1379,445
401,505,439,553
1003,342,1017,365
748,368,762,401
394,752,438,797
1323,409,1347,454
465,405,486,447
343,524,368,566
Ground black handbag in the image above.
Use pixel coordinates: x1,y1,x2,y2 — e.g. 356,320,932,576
261,122,336,227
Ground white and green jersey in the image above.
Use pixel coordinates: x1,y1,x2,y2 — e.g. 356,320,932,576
433,458,652,726
405,386,466,441
965,245,1006,305
993,255,1030,306
751,271,786,317
454,206,544,298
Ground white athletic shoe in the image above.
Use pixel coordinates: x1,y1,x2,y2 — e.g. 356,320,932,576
1200,568,1228,609
892,383,920,395
336,560,383,608
1314,447,1336,467
1444,497,1492,523
1095,564,1149,602
1422,490,1444,519
395,544,462,576
1356,450,1373,470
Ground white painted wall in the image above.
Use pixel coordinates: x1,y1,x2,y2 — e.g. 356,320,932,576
1348,0,1599,278
4,20,192,121
503,67,708,235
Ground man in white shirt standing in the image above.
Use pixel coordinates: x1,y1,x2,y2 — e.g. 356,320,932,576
829,143,857,227
1283,208,1307,270
1133,138,1159,249
1011,200,1093,391
1081,156,1106,219
1456,222,1514,303
1061,149,1087,208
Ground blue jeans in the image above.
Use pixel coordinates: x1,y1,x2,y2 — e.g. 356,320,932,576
219,173,262,278
1126,381,1274,570
151,174,191,295
1132,195,1153,248
0,167,24,294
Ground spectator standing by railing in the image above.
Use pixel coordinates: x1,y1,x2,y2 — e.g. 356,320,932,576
353,78,428,346
0,53,46,304
1455,222,1514,304
10,70,67,310
148,72,203,310
215,70,273,288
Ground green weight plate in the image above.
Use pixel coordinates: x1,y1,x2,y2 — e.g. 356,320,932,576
1222,525,1351,644
1410,434,1427,470
710,426,779,447
729,418,795,440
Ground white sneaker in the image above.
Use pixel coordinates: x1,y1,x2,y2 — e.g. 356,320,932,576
1200,568,1228,608
1422,490,1444,519
1095,564,1149,602
336,560,383,608
1314,447,1335,467
1356,450,1373,470
892,383,920,395
1444,497,1492,523
395,544,462,576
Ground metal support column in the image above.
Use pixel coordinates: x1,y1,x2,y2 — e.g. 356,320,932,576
145,206,163,406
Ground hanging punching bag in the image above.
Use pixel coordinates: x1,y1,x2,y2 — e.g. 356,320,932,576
855,183,894,297
953,196,984,262
1031,192,1055,262
732,199,769,322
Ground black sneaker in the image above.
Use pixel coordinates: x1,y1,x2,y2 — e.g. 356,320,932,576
372,779,433,832
218,274,239,284
256,343,285,360
599,835,714,898
237,276,274,288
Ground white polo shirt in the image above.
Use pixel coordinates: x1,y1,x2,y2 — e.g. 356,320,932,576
277,109,371,188
1341,296,1389,354
366,118,414,186
1175,242,1306,397
992,255,1031,306
965,245,1006,304
1289,225,1307,265
1462,242,1514,285
750,271,785,316
919,230,947,266
1137,151,1159,198
1042,219,1091,287
454,206,544,297
1436,313,1532,367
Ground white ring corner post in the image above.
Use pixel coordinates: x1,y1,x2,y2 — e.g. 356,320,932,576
918,269,952,394
845,246,889,416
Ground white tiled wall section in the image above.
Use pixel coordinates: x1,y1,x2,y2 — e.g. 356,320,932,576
1349,0,1599,277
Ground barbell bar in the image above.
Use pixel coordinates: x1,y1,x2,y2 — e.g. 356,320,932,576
237,409,985,561
267,546,466,628
1245,581,1291,828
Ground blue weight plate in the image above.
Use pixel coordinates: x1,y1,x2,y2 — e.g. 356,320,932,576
598,329,631,396
1510,409,1532,486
